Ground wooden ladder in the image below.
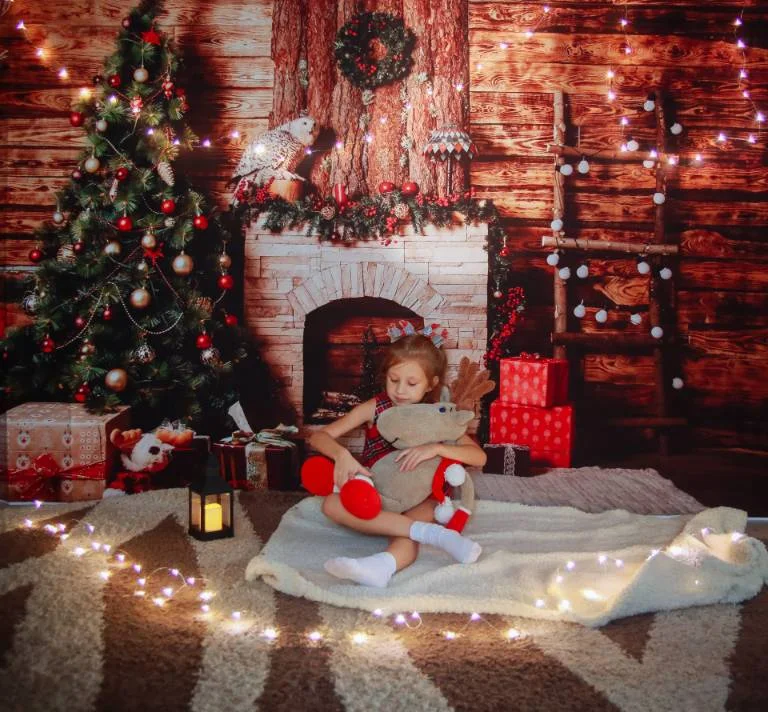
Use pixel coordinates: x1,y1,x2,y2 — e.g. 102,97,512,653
543,90,686,455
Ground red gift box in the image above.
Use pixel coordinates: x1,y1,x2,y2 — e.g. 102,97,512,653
499,355,569,407
490,400,574,468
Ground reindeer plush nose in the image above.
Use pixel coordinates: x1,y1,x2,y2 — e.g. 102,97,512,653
148,445,160,455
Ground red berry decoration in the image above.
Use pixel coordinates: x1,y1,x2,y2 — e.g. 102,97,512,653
73,241,85,255
117,215,133,232
115,167,130,181
108,74,121,88
41,336,55,354
193,214,209,230
218,274,234,290
160,199,176,215
102,306,113,321
401,181,419,197
224,314,238,327
69,112,85,127
74,315,86,329
196,333,212,350
378,181,395,194
29,248,44,263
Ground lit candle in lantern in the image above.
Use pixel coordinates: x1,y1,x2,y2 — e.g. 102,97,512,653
204,502,223,532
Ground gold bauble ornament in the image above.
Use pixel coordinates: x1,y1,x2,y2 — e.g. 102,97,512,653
172,253,194,276
105,368,128,392
129,287,151,309
136,259,149,273
140,231,157,250
84,156,101,173
104,240,122,257
133,67,149,83
218,253,232,269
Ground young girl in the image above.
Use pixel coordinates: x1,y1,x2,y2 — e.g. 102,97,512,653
308,333,487,587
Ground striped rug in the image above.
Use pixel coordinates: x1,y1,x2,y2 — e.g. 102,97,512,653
1,478,766,712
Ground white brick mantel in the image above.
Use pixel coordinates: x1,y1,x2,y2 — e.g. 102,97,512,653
244,217,489,446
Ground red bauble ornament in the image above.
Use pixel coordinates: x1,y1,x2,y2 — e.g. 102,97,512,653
73,241,85,255
74,315,86,329
117,216,133,232
224,314,238,327
108,74,121,88
378,181,395,194
115,167,130,181
193,214,209,230
196,333,212,350
69,112,85,127
218,274,234,290
160,199,176,214
102,306,113,321
29,248,44,263
74,384,91,403
401,181,419,197
41,336,55,354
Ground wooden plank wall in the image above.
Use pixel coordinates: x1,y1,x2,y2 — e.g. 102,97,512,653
468,0,768,452
1,0,767,452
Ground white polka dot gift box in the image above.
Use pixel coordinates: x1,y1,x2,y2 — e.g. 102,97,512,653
499,354,569,408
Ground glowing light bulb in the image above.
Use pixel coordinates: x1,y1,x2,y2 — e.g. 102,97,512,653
36,48,45,58
506,628,521,640
231,130,240,139
231,611,241,620
555,575,564,583
524,30,534,39
73,547,86,557
58,68,69,79
615,559,624,567
137,578,146,586
543,6,550,13
620,117,629,126
135,590,146,597
756,112,765,123
153,597,166,607
304,147,312,154
395,614,406,624
308,631,323,642
186,577,196,585
454,83,464,92
606,69,615,79
566,560,576,570
263,627,278,640
734,18,743,26
17,21,26,31
351,632,368,644
736,39,746,49
108,95,118,104
620,18,628,27
499,42,509,50
743,90,750,99
24,519,33,528
607,90,616,101
559,600,571,611
201,604,210,612
694,153,703,162
598,554,607,564
624,46,632,55
202,139,211,148
364,134,373,144
411,611,421,620
717,133,727,143
444,630,457,640
133,564,142,573
667,155,678,166
334,140,343,150
535,599,545,608
470,612,482,621
200,591,214,601
79,87,92,99
91,542,101,551
146,128,154,135
372,608,383,617
739,69,748,79
747,134,756,144
99,571,111,581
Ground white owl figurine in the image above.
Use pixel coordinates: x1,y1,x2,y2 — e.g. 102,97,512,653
231,116,319,204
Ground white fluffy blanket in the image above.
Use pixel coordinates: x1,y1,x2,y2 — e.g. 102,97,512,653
245,498,768,627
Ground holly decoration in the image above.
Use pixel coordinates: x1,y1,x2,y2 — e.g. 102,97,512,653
335,12,415,89
74,383,91,403
69,112,85,127
484,287,526,367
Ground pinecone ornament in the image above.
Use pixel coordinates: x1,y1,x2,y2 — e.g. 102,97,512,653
394,202,410,220
132,342,156,364
56,244,76,264
157,161,175,186
200,346,222,367
320,205,336,221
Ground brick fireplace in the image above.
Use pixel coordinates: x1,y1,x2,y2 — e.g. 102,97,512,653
243,218,489,450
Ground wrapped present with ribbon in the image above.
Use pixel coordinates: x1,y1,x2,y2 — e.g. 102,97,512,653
0,453,60,502
499,354,569,407
59,461,108,501
482,443,531,477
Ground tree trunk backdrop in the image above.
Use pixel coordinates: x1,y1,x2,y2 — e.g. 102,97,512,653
0,0,766,456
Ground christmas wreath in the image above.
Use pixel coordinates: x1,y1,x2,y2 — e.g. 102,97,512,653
334,12,415,89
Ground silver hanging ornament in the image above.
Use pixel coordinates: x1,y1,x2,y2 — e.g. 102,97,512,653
218,252,232,270
22,292,41,315
132,342,156,364
104,240,122,257
136,259,149,274
157,161,175,186
129,287,151,309
109,178,119,202
200,346,222,367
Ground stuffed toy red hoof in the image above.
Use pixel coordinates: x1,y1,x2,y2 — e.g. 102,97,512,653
301,455,336,496
340,475,382,520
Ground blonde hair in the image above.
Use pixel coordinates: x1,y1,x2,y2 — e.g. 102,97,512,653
379,334,447,403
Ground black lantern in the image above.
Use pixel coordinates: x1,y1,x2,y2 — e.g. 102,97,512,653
189,471,234,541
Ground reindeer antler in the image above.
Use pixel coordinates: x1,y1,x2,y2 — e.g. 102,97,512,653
449,357,496,412
109,428,143,452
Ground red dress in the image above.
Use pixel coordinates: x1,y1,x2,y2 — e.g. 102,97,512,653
360,392,397,468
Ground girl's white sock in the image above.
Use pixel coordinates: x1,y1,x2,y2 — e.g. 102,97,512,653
409,521,481,563
324,551,397,588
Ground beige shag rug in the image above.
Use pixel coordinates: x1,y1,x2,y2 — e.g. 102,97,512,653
1,468,767,711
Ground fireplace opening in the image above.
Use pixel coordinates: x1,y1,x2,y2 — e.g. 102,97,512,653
303,297,423,424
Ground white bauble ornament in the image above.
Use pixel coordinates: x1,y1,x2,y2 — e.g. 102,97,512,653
659,267,673,280
643,99,656,112
651,326,664,339
200,346,222,367
576,264,589,279
133,67,149,83
95,119,108,133
550,218,564,232
558,266,571,280
129,287,151,309
546,251,560,267
573,303,586,318
172,253,194,276
84,156,101,173
559,163,573,176
630,313,642,326
140,232,157,250
627,139,640,152
577,159,590,174
670,122,683,135
52,211,65,224
653,192,666,205
595,308,608,323
103,240,122,257
672,377,684,390
643,159,656,169
637,260,651,275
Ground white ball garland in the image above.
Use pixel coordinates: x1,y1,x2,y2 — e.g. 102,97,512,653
558,266,571,280
651,326,664,339
577,159,590,174
576,264,589,279
550,218,564,232
643,98,656,112
659,267,673,280
630,313,642,326
672,377,684,390
595,308,608,323
653,192,666,205
637,260,651,275
559,163,573,176
670,122,683,135
546,251,560,267
627,139,639,152
573,302,586,318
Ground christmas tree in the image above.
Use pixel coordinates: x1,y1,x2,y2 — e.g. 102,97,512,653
1,0,251,434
